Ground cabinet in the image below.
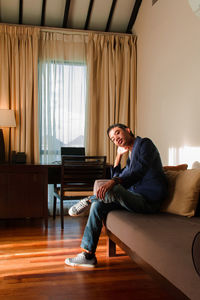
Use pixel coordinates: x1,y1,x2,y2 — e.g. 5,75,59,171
0,164,48,227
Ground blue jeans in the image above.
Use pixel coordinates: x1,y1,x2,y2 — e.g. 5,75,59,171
80,184,160,253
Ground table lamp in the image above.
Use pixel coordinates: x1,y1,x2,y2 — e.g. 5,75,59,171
0,109,16,162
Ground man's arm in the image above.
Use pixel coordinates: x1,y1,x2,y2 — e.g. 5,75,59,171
96,147,128,200
113,146,129,167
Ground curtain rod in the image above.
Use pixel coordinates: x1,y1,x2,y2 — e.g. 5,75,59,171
40,26,134,37
0,22,135,37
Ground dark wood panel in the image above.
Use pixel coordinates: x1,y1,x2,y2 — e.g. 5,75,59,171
8,173,45,218
0,173,9,216
0,164,48,227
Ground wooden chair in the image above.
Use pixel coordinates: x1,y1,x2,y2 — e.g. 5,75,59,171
53,155,107,229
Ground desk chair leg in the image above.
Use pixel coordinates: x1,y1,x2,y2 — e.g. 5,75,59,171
53,184,57,220
60,197,64,229
53,196,57,219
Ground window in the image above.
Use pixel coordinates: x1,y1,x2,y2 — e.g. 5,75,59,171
39,61,87,163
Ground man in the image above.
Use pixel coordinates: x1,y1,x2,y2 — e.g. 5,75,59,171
65,123,167,267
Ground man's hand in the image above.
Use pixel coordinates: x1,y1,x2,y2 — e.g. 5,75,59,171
114,146,129,167
96,180,115,200
117,146,129,155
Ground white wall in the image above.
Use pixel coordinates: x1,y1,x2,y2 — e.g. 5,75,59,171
134,0,200,168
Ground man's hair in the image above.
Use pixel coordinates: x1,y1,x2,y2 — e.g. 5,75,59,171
107,123,135,138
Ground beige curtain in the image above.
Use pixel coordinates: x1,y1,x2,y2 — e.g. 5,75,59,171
39,31,87,62
86,33,137,164
0,25,40,163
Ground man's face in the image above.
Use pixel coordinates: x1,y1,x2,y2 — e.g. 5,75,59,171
109,126,132,148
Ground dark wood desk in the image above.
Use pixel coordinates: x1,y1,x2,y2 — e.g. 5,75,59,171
0,164,48,228
47,163,61,184
0,162,111,227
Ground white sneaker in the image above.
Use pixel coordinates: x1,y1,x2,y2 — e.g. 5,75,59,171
68,197,91,217
65,252,97,267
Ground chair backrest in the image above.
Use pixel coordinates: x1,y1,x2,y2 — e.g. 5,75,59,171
61,155,106,192
61,147,85,156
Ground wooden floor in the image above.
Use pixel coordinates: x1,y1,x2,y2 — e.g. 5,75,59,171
0,216,172,300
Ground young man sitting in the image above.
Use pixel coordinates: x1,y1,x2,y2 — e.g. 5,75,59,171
65,123,167,267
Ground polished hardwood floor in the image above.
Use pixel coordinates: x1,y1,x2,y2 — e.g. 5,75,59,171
0,216,172,300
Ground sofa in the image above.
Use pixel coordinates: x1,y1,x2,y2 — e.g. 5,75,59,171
96,164,200,300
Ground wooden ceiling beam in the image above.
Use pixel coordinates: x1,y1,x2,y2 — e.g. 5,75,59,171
19,0,23,24
63,0,71,28
84,0,94,30
41,0,47,26
126,0,142,33
105,0,117,32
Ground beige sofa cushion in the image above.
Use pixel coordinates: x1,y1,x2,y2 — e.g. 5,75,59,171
161,169,200,217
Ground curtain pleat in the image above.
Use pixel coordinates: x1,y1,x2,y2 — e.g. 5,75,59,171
0,25,40,163
86,33,137,164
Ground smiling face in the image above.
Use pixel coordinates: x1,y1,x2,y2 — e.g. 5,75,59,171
109,126,134,149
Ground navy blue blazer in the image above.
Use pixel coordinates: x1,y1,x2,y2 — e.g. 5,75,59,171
111,136,168,203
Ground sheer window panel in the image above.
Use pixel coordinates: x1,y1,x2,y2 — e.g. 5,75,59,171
39,61,87,164
38,61,87,215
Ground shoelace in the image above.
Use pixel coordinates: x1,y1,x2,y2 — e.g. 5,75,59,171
75,199,89,212
73,253,84,261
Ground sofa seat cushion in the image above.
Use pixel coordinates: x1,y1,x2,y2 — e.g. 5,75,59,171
106,210,200,300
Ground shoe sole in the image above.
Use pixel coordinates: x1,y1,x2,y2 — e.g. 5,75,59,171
68,211,87,217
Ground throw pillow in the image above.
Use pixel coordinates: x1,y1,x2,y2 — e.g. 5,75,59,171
161,169,200,217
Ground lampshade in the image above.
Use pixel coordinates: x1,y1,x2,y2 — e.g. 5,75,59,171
0,109,16,127
0,109,16,163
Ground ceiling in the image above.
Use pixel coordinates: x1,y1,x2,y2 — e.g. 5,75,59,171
0,0,142,34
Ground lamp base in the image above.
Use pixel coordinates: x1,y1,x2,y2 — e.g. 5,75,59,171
0,129,5,163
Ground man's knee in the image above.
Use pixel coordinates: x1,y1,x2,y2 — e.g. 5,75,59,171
93,179,110,195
